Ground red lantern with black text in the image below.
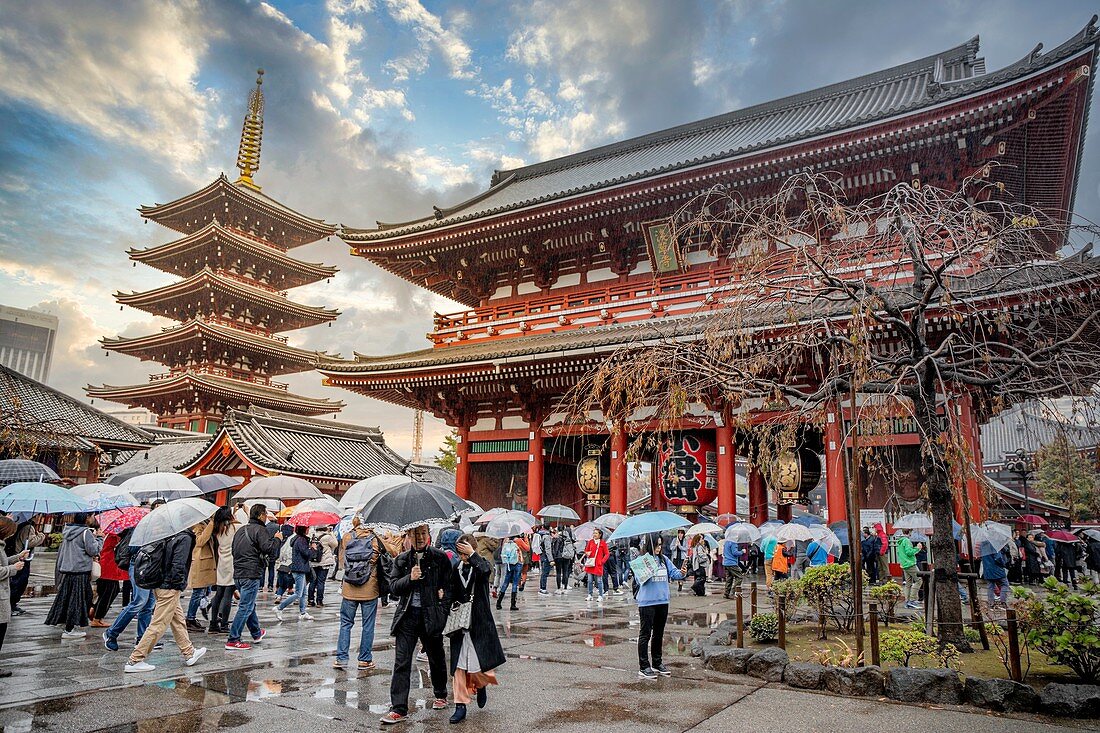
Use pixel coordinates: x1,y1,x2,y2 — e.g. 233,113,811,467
657,432,718,507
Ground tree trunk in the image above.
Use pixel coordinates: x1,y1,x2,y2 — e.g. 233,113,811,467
912,381,971,651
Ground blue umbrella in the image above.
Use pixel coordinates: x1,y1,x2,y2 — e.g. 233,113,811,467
608,511,690,541
0,482,91,515
829,524,850,545
792,514,825,527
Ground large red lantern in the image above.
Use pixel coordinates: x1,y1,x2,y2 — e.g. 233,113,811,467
658,432,718,507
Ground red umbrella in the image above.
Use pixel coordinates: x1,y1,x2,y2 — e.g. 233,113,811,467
715,513,739,528
100,506,150,534
287,510,341,527
1015,514,1049,526
1047,530,1080,543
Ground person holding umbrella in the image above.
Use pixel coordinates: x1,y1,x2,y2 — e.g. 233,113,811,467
45,513,102,640
495,536,522,611
981,542,1010,609
0,516,27,673
897,529,923,609
273,525,316,622
207,507,238,634
633,533,686,679
5,517,43,618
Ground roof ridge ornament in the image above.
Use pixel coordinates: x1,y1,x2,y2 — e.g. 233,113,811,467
235,69,265,191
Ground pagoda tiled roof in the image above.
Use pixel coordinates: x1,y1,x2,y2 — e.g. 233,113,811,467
139,174,336,249
179,407,409,481
128,221,338,288
101,319,339,375
114,268,339,331
344,19,1098,243
0,364,153,451
87,370,345,416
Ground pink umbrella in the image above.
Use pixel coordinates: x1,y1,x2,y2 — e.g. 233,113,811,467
287,510,341,527
100,506,150,535
1047,530,1080,543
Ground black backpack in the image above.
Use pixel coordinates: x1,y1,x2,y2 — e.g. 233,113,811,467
113,527,135,571
551,535,565,559
133,539,168,589
343,535,375,586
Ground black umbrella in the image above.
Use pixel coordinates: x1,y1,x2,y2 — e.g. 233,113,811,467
0,460,60,486
191,473,244,494
357,481,471,531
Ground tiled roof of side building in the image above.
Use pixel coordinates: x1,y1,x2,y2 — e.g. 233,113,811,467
105,436,213,477
0,364,153,449
343,19,1098,242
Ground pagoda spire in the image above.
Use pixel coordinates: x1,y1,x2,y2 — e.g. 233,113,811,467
235,68,265,190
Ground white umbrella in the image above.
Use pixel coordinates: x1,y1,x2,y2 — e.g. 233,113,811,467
1085,529,1100,542
119,472,202,501
725,522,761,543
339,474,411,510
475,508,508,524
243,498,284,514
234,475,322,501
686,522,724,537
776,523,815,543
485,510,537,539
71,483,139,511
292,496,342,516
809,525,843,555
130,497,219,546
574,521,597,542
757,520,785,540
594,513,628,531
893,513,934,531
537,504,581,522
970,521,1014,553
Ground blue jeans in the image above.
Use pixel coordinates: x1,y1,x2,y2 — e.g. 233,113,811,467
186,586,209,620
266,560,276,590
336,598,379,663
228,578,262,642
106,564,155,643
539,557,553,591
277,572,308,614
498,564,521,595
586,573,605,598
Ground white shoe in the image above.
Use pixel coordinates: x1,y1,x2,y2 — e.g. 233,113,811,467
61,630,86,640
299,613,314,621
273,608,284,622
124,661,156,673
597,596,604,604
614,589,624,596
585,595,593,602
184,647,207,667
538,590,549,596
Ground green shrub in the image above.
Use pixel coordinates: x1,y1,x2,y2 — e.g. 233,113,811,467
46,532,62,551
880,629,961,670
771,578,802,616
1014,578,1100,682
749,612,779,642
799,563,856,633
868,581,903,620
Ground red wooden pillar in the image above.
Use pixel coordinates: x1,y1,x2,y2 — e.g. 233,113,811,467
749,467,768,526
610,426,627,515
650,460,666,511
455,425,471,500
776,503,793,522
527,427,544,514
825,404,848,524
716,419,736,516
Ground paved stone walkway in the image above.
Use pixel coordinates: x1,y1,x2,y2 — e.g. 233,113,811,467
0,574,1092,732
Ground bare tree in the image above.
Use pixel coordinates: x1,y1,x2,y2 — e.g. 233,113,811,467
563,171,1100,647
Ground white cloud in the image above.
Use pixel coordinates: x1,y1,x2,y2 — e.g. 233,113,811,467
381,0,477,81
386,148,475,189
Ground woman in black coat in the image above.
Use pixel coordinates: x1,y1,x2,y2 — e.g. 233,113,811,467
447,534,505,724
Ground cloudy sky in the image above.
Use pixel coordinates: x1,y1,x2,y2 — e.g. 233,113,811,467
2,0,1099,460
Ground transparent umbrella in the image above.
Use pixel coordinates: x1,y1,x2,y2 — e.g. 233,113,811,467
594,513,628,531
120,472,202,502
757,520,785,539
537,504,581,522
234,475,322,501
292,496,343,516
130,497,218,546
725,522,761,544
574,521,597,542
339,474,411,511
975,521,1014,553
71,483,139,511
686,522,724,537
809,525,843,555
485,511,536,539
776,523,815,543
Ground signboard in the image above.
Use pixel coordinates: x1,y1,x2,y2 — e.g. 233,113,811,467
643,220,683,274
859,509,886,529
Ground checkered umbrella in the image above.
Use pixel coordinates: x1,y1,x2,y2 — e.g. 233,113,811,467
0,460,60,486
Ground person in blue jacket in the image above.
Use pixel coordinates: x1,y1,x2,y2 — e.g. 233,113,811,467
981,543,1010,608
633,534,686,680
722,539,743,599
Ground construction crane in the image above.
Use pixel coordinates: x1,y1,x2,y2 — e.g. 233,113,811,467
412,409,424,464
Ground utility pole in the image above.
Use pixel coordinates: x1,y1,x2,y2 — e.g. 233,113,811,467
412,409,424,464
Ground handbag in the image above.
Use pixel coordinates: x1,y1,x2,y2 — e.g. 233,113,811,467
443,599,472,636
584,556,596,568
91,560,102,582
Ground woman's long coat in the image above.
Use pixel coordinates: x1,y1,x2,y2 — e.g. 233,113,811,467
448,552,505,676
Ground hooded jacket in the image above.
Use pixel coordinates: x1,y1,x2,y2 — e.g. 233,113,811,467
162,529,196,591
57,524,101,574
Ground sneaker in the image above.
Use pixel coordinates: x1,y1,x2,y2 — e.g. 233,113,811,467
614,589,624,596
538,590,549,596
152,643,164,651
333,659,346,669
379,712,407,725
432,698,448,710
184,647,207,667
224,640,251,650
10,607,24,617
252,629,267,644
273,608,284,622
61,630,86,640
416,651,428,662
655,663,671,677
124,661,156,673
298,613,314,621
103,632,119,652
597,596,604,604
358,660,376,670
638,667,658,680
585,595,593,602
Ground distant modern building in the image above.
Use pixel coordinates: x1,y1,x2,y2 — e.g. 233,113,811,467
0,305,58,383
105,408,159,426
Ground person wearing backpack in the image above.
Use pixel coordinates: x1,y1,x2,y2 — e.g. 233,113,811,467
225,504,274,650
101,525,157,653
495,536,522,611
553,527,574,594
124,526,207,673
274,525,317,622
273,522,295,600
45,513,102,640
333,516,385,670
308,526,338,608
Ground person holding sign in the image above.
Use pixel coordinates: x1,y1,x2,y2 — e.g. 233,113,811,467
630,534,686,680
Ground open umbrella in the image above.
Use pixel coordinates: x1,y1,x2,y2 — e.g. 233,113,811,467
574,521,597,542
99,506,150,535
974,521,1014,553
276,506,295,519
827,521,850,546
243,498,284,514
1047,529,1081,543
714,513,740,528
776,523,815,542
287,510,342,527
339,474,411,511
358,481,470,532
234,475,322,501
292,496,343,516
607,511,690,541
130,497,218,546
1084,529,1100,542
537,504,581,522
809,525,843,555
474,508,508,524
895,529,929,544
724,522,761,544
0,459,60,485
71,483,139,511
1015,514,1049,527
757,520,785,539
686,522,724,537
892,513,934,531
792,514,825,527
594,513,628,531
190,474,244,494
120,472,202,502
0,482,91,515
486,510,537,538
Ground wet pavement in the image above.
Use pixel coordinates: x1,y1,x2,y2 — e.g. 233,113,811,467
0,573,1094,732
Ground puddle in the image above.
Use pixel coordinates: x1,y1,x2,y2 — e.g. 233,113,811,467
23,585,56,598
668,611,734,628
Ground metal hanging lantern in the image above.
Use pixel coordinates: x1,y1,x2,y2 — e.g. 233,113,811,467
774,447,822,505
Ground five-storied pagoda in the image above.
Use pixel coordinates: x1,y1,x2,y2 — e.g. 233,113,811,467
88,70,344,432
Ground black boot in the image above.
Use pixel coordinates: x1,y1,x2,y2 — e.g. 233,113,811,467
476,686,487,708
449,703,467,724
509,592,518,610
495,592,503,610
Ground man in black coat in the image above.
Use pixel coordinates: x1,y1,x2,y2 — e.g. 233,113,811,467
227,504,276,649
125,527,207,672
381,524,453,725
